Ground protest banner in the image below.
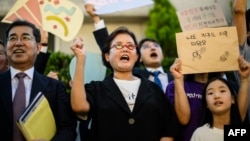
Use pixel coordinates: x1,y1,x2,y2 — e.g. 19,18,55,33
176,26,239,74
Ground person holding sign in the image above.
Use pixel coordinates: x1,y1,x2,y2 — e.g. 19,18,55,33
0,20,77,141
166,1,249,141
165,58,224,141
190,56,250,141
70,27,179,141
233,0,250,124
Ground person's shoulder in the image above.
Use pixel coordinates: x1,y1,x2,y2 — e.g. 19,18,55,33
191,124,210,138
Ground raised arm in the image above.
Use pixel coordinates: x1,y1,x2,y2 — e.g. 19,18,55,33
237,56,250,121
170,58,191,125
85,3,101,24
35,29,50,74
70,37,90,113
232,0,247,47
84,3,109,50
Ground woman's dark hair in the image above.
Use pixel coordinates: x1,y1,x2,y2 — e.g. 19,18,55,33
200,77,242,128
138,38,159,50
184,72,223,81
5,20,41,43
101,26,140,70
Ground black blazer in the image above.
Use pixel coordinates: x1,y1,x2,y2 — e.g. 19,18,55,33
93,27,109,50
35,52,51,74
85,74,179,141
0,70,77,141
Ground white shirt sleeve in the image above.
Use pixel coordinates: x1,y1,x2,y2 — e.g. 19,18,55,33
94,19,106,31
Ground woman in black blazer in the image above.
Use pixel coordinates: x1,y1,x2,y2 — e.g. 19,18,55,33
70,27,179,141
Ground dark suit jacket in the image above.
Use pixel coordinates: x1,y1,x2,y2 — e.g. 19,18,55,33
85,74,179,141
133,67,173,83
0,70,77,141
35,52,51,74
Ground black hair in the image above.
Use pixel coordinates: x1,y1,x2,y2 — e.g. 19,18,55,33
138,38,159,50
200,77,242,128
101,26,140,70
184,72,223,82
5,20,41,43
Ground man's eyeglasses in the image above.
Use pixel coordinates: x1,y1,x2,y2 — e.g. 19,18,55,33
111,44,137,50
141,43,160,49
7,35,34,43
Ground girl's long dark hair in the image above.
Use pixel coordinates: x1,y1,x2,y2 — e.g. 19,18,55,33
200,77,242,128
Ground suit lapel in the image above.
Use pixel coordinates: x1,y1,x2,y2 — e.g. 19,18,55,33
103,76,132,114
132,75,152,114
102,75,153,115
29,71,47,102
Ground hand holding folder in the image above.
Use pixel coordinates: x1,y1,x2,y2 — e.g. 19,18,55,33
17,92,56,141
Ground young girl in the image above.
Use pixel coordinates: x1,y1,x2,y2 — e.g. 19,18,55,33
165,58,224,141
190,56,250,141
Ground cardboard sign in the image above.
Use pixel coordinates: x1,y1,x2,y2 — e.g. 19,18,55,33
176,3,228,31
2,0,84,41
85,0,153,14
176,26,239,74
169,0,233,25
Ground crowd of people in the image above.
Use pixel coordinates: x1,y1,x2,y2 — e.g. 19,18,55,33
0,0,250,141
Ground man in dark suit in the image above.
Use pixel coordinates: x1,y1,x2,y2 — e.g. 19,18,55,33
0,20,77,141
133,38,173,92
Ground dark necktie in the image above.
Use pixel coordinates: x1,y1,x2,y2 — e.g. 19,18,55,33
13,73,26,141
151,71,162,90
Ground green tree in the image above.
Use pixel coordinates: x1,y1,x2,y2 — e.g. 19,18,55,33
145,0,181,69
44,52,73,94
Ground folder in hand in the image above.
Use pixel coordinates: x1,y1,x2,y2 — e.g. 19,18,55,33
17,92,56,141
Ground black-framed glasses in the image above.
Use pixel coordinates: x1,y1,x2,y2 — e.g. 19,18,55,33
7,35,34,43
111,43,137,50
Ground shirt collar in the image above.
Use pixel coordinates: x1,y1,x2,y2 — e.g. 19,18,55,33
10,66,34,79
146,66,164,73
